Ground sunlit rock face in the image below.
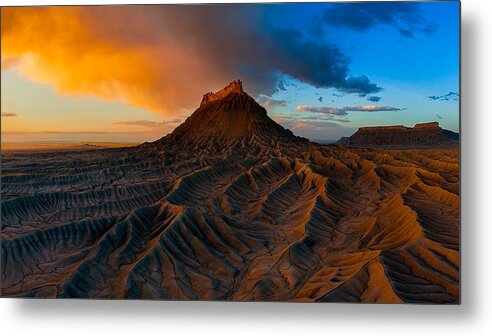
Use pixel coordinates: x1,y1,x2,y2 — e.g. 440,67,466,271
1,81,459,303
200,80,244,106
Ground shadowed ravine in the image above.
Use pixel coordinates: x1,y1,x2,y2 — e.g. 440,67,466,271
1,81,459,303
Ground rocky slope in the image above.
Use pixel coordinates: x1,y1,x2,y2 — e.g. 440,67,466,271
1,82,460,303
154,80,306,150
337,122,459,148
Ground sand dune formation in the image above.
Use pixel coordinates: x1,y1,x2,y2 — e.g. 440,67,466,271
1,81,459,302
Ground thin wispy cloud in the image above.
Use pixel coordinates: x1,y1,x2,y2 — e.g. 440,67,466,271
296,105,403,116
3,130,143,135
1,112,17,117
296,105,348,116
303,115,350,123
113,119,181,133
272,113,355,140
1,130,167,143
346,105,403,112
256,95,289,109
428,92,459,101
114,119,180,128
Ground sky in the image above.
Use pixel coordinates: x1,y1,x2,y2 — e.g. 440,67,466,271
1,2,460,142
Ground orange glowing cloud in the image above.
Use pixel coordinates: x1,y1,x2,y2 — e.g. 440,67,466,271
1,6,229,115
2,6,383,117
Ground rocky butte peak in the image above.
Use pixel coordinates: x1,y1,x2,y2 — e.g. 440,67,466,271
200,80,244,107
156,80,303,147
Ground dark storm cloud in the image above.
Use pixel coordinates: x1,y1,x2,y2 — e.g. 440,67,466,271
338,75,382,95
367,96,382,102
153,5,382,97
278,81,287,91
321,3,437,38
428,92,459,101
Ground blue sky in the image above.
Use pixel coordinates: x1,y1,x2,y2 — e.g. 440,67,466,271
260,2,459,140
1,2,459,142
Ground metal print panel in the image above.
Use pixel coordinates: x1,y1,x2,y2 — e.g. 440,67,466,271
0,2,460,303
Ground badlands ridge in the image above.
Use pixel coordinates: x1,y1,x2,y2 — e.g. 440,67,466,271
1,81,459,303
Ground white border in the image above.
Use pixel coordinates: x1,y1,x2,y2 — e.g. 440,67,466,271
2,0,491,335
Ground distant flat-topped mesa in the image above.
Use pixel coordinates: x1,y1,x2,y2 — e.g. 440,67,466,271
359,122,441,132
337,121,459,148
358,125,408,132
414,121,440,129
200,80,244,106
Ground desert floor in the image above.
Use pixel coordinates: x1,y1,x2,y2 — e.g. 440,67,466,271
1,145,459,303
